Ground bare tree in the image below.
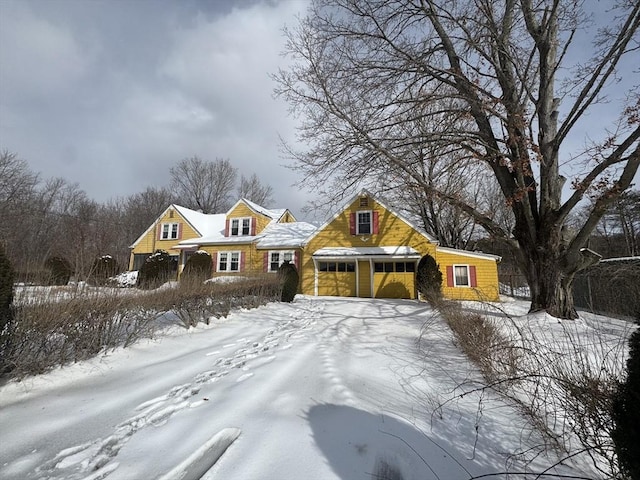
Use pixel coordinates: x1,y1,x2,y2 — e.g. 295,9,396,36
275,0,640,318
0,151,39,254
170,157,237,213
237,173,274,206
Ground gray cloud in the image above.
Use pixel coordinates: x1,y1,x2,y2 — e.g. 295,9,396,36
0,0,313,218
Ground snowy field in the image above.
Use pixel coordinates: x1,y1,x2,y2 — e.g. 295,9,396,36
0,296,631,480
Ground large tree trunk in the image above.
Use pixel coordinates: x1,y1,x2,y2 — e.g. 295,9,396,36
526,260,578,320
514,217,581,320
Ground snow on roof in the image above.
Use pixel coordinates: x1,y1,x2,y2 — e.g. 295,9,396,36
183,235,257,246
256,222,317,248
173,205,226,237
235,198,287,221
313,246,420,257
436,246,502,261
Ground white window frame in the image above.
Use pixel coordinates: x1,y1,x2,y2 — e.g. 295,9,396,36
218,251,242,272
453,264,470,287
268,250,295,272
229,217,253,236
356,210,372,235
161,222,180,240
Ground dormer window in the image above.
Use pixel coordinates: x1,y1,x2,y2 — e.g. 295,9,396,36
229,217,254,236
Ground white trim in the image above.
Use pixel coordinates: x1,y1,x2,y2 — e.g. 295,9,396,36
217,251,242,272
437,246,501,261
160,222,180,240
356,210,372,235
229,217,253,237
313,257,319,296
267,250,295,272
453,264,471,287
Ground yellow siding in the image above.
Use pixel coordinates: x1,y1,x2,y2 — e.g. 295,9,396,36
357,260,372,297
196,243,261,276
129,207,200,269
301,196,436,297
435,250,500,301
280,211,295,223
227,203,272,234
317,272,357,296
373,272,415,299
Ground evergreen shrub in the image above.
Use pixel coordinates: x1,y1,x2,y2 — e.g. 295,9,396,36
137,250,171,290
416,254,443,304
44,256,72,286
612,319,640,479
278,260,299,303
182,251,213,284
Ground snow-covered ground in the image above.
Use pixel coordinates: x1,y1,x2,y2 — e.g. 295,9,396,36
0,296,630,480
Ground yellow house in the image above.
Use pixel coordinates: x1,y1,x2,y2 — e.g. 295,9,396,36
129,191,501,301
298,190,500,301
128,199,300,277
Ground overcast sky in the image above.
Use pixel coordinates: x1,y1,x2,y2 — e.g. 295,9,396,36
1,1,637,225
0,0,316,218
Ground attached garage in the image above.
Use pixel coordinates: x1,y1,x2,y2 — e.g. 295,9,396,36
373,261,416,299
315,260,357,297
313,247,420,299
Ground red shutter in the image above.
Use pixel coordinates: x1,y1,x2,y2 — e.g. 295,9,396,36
157,224,163,240
264,252,269,272
240,252,246,272
251,218,257,236
446,266,454,287
177,223,183,239
211,253,217,272
349,213,356,235
225,219,230,237
372,211,379,234
469,265,477,287
294,251,299,270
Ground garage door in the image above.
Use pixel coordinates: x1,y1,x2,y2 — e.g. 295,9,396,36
317,261,357,297
373,261,416,299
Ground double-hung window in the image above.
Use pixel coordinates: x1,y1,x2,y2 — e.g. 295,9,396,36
268,250,294,272
454,265,470,286
357,211,371,235
218,252,241,272
161,223,180,240
229,217,252,236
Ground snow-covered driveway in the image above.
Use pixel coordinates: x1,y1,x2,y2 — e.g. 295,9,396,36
1,297,551,480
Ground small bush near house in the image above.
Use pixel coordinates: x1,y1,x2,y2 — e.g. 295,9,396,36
137,250,171,290
416,254,443,304
44,256,72,286
278,260,299,303
89,255,119,286
182,251,213,284
612,319,640,480
0,246,15,374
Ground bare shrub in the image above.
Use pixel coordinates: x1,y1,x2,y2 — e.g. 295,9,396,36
433,297,633,478
2,274,281,378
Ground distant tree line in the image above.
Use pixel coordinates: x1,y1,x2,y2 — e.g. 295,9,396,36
0,150,273,283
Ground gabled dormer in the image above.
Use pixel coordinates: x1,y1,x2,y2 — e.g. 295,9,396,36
224,199,294,238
